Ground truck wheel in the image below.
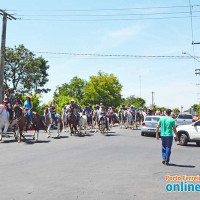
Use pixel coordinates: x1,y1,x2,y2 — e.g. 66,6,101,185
196,141,200,147
141,132,144,136
179,134,188,146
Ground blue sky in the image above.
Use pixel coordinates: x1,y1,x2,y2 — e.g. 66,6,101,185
1,0,200,110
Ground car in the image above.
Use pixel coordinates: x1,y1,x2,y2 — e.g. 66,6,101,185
175,114,193,126
141,116,163,137
176,120,200,146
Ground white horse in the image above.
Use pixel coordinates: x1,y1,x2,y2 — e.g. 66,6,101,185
120,110,128,129
92,110,100,132
61,107,70,132
0,104,10,141
44,108,62,138
78,113,88,135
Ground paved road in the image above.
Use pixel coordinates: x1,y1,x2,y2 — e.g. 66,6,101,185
0,126,200,200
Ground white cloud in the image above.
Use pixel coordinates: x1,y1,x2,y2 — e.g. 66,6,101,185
98,25,144,49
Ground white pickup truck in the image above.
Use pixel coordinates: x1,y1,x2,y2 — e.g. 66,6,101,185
176,120,200,146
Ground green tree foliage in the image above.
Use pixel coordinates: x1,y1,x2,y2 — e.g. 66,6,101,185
83,72,122,107
124,95,145,109
4,45,50,94
54,76,86,102
53,76,86,113
173,108,180,114
192,104,200,115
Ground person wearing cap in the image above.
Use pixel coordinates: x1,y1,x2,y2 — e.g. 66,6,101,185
24,96,33,124
70,99,78,113
3,89,15,122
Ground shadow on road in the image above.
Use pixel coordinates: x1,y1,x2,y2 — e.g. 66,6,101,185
168,163,196,168
177,144,200,148
105,133,120,137
52,136,69,139
2,139,17,144
84,134,94,137
34,140,51,144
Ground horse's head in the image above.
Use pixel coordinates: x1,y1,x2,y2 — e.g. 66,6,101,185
14,106,23,118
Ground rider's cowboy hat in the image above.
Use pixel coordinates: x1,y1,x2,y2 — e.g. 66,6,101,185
71,99,75,102
26,95,31,98
131,105,134,108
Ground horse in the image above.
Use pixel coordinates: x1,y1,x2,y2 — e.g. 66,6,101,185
78,112,88,135
86,112,93,130
13,106,27,143
0,104,10,141
119,110,128,129
127,112,134,129
92,110,100,132
44,108,63,138
68,111,79,136
61,107,70,132
99,114,109,135
31,111,47,141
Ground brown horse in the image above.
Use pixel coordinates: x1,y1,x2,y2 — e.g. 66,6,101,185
31,112,47,141
68,112,78,136
13,106,28,143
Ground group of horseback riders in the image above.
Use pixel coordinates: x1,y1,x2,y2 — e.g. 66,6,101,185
1,88,145,136
3,89,33,125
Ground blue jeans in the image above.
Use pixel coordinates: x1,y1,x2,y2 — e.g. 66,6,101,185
27,110,32,123
161,136,173,163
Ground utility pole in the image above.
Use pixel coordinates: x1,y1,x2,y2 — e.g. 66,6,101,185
152,91,155,107
0,10,16,103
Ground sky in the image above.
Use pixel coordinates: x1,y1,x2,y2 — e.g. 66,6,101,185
1,0,200,110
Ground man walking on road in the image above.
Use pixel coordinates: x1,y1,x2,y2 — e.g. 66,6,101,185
156,109,178,165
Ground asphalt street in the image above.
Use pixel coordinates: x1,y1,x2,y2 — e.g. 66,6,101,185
0,126,199,200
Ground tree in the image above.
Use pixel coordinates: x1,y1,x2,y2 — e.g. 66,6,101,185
53,76,86,113
83,72,122,107
4,45,50,94
173,108,180,114
192,104,200,115
124,95,145,109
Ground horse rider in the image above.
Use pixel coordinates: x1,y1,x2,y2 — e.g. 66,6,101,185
129,105,136,118
99,105,109,129
85,104,92,120
50,100,58,126
99,103,104,112
94,104,100,110
24,95,33,125
69,99,79,119
121,105,127,111
3,89,15,122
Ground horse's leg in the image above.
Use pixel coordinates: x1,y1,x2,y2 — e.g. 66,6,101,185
57,122,60,137
3,123,10,138
18,127,21,143
0,128,2,141
69,123,73,136
33,130,36,140
35,129,39,141
47,124,51,138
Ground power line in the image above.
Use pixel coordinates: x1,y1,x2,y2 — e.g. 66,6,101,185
33,51,200,59
13,10,200,17
5,5,200,12
18,15,200,21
